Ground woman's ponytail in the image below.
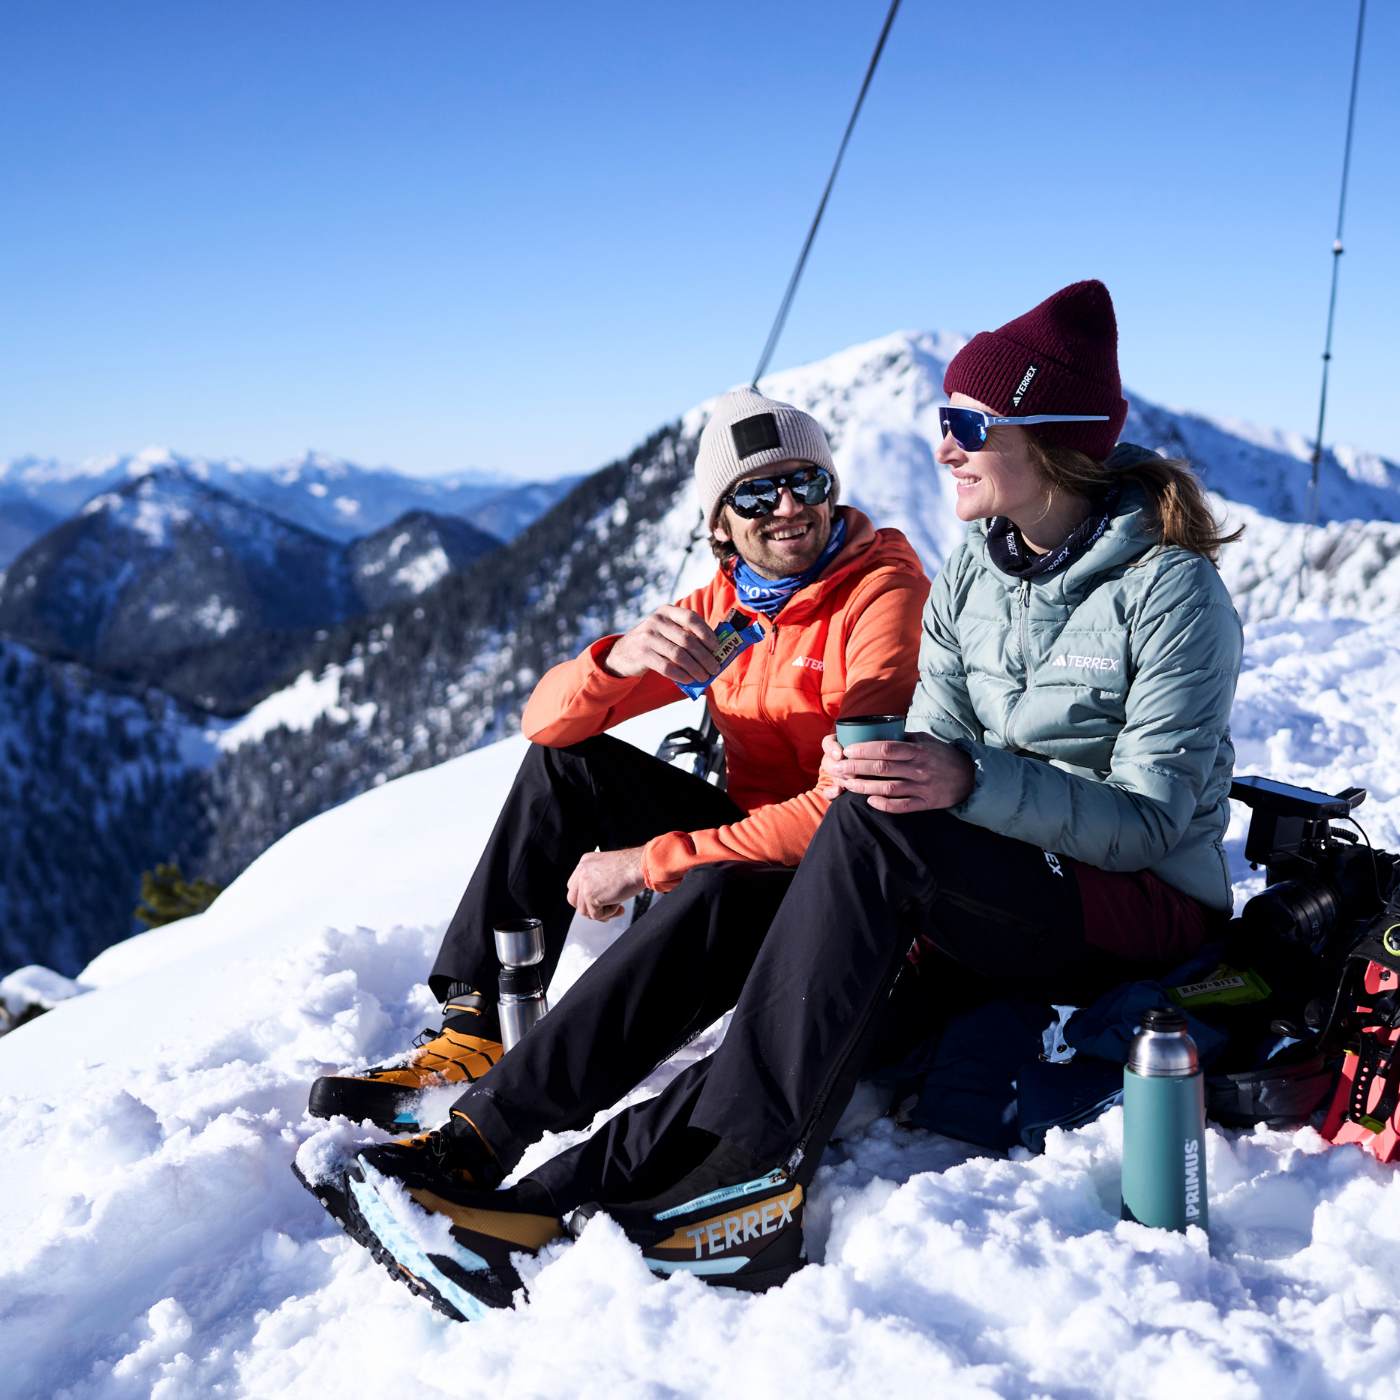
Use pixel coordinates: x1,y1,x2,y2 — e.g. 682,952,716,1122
1026,438,1243,563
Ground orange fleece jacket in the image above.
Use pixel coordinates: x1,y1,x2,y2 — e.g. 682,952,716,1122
520,507,930,891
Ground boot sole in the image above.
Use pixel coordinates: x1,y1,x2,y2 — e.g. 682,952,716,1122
307,1076,424,1133
293,1159,490,1320
292,1160,529,1321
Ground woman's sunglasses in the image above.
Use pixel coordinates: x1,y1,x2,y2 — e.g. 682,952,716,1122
724,464,834,520
938,406,1110,453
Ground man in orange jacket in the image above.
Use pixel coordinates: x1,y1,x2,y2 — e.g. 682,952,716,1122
308,387,928,1136
301,390,927,1309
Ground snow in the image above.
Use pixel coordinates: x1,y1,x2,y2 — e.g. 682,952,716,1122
2,592,1398,1397
0,963,87,1016
217,668,346,751
129,446,179,476
192,597,240,636
213,666,375,755
81,491,123,517
4,330,1400,1395
2,450,571,564
393,545,451,594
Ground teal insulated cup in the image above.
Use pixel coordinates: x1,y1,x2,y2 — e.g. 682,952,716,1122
1120,1007,1209,1233
835,714,907,746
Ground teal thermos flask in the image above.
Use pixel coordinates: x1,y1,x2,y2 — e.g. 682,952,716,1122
1120,1007,1208,1233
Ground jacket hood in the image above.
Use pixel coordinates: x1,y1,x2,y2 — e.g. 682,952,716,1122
966,464,1160,596
1104,441,1162,472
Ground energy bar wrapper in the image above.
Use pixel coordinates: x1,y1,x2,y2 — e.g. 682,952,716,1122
677,609,765,700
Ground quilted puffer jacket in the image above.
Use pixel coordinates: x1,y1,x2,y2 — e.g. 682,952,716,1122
908,453,1243,910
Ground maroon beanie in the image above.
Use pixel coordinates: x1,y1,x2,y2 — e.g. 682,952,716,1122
943,279,1128,461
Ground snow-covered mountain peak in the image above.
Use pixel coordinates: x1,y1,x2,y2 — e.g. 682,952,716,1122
1,451,580,572
674,327,1400,533
681,328,963,443
79,470,195,535
78,466,278,538
0,454,48,485
126,445,180,476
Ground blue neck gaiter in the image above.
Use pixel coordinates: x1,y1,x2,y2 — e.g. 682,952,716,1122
730,515,848,616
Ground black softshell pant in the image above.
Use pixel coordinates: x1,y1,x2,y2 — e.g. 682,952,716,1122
428,735,743,1005
452,793,1172,1213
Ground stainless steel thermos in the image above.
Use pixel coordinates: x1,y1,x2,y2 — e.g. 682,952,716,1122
1120,1007,1209,1233
494,918,548,1053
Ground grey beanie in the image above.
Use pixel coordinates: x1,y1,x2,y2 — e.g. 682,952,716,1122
695,388,838,528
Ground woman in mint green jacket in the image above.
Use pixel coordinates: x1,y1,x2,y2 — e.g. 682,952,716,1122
818,280,1243,975
536,280,1246,1242
816,278,1243,982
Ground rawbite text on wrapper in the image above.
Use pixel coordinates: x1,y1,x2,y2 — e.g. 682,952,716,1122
677,610,765,700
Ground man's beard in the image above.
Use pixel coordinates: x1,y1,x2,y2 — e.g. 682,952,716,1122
736,510,831,579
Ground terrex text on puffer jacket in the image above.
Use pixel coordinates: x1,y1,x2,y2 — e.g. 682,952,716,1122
909,461,1243,911
521,507,929,891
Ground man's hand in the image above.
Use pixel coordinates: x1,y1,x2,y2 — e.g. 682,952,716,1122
604,605,723,687
566,846,648,922
818,731,975,813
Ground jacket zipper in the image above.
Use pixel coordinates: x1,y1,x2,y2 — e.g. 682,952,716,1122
1005,579,1031,752
756,620,778,724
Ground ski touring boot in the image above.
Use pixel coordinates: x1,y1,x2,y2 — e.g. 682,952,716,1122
294,1122,565,1321
569,1141,806,1293
308,987,503,1133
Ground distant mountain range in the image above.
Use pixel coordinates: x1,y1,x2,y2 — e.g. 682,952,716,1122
0,469,505,712
0,448,580,567
0,449,580,971
3,330,1398,977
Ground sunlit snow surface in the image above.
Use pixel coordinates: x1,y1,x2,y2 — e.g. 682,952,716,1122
2,613,1398,1398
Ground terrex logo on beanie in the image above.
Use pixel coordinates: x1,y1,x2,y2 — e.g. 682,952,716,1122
1011,363,1039,407
944,279,1129,461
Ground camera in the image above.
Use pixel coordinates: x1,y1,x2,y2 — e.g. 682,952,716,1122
1231,776,1394,953
1229,775,1400,1033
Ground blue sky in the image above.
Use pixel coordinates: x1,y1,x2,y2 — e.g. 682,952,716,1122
2,0,1395,480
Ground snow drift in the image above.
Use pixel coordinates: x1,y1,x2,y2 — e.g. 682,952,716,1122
2,611,1399,1396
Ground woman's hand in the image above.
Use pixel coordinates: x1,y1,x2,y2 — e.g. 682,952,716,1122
819,731,975,813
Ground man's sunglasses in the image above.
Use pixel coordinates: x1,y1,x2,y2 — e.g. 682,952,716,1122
724,464,834,519
938,406,1110,453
